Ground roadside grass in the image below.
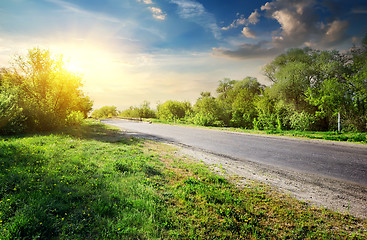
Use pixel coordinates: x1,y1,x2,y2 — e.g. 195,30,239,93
148,118,367,144
0,119,366,239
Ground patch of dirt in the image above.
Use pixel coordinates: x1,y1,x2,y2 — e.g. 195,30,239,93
172,145,367,219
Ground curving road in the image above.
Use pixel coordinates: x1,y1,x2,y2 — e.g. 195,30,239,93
102,119,367,186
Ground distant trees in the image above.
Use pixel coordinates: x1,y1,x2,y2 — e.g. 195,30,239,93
120,101,156,118
0,48,93,134
89,36,367,132
91,106,118,119
156,100,192,121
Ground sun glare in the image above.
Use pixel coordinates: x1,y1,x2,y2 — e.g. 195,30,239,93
65,60,83,74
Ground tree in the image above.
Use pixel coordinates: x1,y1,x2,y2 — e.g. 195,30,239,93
91,106,118,119
119,101,156,118
343,34,367,131
225,77,263,128
156,100,191,121
217,78,235,101
1,47,93,132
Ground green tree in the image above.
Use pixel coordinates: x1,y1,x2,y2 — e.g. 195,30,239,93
217,78,235,101
156,100,191,121
91,106,118,119
120,101,156,118
226,77,263,128
1,48,92,132
343,34,367,131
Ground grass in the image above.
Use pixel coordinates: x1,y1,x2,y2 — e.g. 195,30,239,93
148,118,367,144
0,119,366,239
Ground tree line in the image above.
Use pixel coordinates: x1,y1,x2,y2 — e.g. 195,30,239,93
0,48,93,134
95,36,367,132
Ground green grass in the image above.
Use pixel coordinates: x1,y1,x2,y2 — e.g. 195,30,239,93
0,119,366,239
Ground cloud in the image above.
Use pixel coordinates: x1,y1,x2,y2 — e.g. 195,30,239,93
149,7,166,20
46,0,122,23
137,0,153,4
171,0,221,39
137,0,166,21
213,41,282,59
216,0,351,60
241,27,256,39
351,8,367,14
222,10,260,30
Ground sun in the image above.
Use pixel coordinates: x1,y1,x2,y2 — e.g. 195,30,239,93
64,59,84,74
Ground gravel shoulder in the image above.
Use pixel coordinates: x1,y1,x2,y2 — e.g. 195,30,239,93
174,144,367,219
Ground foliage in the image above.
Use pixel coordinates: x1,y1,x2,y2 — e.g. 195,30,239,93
0,48,92,134
65,111,85,126
0,86,26,135
179,40,367,132
119,101,156,118
91,106,118,119
156,100,192,121
288,111,315,131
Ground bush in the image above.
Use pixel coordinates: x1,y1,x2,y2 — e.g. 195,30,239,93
156,100,191,121
191,112,223,126
120,101,156,119
253,113,277,130
91,106,118,119
1,48,92,133
289,111,315,131
65,111,85,126
0,88,26,134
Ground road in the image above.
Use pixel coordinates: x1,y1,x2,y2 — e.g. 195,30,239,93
102,119,367,186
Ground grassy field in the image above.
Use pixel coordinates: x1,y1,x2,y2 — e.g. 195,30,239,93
149,119,367,144
0,119,366,239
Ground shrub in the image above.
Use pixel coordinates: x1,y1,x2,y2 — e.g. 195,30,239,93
1,48,92,133
65,111,85,126
289,111,315,131
191,112,222,126
156,100,191,121
91,106,118,119
0,88,26,134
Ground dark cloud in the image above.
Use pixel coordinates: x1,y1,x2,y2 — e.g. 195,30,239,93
216,0,354,60
213,41,282,59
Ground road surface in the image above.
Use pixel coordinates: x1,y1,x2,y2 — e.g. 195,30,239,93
102,119,367,186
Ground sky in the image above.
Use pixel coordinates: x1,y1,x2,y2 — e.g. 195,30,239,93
1,0,367,109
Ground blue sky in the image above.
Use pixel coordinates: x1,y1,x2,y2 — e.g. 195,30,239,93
1,0,367,109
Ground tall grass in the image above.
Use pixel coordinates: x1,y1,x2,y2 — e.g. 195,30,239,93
0,119,366,239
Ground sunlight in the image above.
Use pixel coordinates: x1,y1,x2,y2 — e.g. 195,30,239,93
64,59,84,74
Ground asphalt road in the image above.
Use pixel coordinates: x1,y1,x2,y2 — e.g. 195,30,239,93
102,119,367,186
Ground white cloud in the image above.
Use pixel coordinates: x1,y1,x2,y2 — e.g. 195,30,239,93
248,10,260,25
222,10,260,30
137,0,153,4
171,0,221,39
149,7,166,20
137,0,166,21
241,27,256,39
